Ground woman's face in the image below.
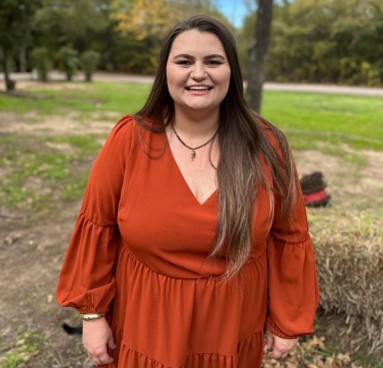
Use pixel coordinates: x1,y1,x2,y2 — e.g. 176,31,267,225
166,29,231,116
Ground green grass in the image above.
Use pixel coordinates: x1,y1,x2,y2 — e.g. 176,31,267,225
45,135,101,156
262,91,383,150
1,82,382,213
0,133,100,213
1,83,382,149
0,81,151,116
0,330,42,368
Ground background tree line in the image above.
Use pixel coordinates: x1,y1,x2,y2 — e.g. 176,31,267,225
1,0,383,90
240,0,383,86
0,0,227,88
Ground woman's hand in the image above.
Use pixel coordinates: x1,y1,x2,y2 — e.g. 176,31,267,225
265,332,298,360
83,317,116,366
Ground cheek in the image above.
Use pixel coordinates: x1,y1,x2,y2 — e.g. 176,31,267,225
223,69,231,87
213,67,231,87
166,67,176,99
217,70,231,94
166,65,185,86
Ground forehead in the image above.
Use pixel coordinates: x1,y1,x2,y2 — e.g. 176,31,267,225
169,29,226,56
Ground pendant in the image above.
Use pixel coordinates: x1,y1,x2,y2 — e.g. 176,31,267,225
191,150,196,160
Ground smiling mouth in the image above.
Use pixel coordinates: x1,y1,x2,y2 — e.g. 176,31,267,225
185,86,213,91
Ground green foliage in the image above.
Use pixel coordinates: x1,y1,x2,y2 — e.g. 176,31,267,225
0,0,43,89
30,47,51,81
0,0,41,51
113,0,225,40
239,0,383,86
81,49,101,81
113,36,159,74
33,0,109,47
55,46,79,81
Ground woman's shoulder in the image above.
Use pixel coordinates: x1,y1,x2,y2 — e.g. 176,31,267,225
107,114,165,155
106,114,145,144
111,114,161,135
111,113,136,134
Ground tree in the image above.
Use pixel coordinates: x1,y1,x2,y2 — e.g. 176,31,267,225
33,0,109,53
0,0,41,91
81,50,101,81
30,47,52,81
111,0,227,74
246,0,274,113
113,0,221,40
265,0,383,86
56,46,79,81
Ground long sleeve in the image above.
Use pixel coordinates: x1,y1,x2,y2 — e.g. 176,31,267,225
265,131,319,339
56,115,134,314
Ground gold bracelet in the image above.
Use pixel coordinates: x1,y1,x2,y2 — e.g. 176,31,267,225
81,313,105,321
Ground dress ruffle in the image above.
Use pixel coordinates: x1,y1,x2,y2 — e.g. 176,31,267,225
267,235,319,338
114,337,263,368
57,211,120,314
106,247,266,368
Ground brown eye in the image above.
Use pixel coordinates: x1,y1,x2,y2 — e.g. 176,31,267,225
175,60,192,66
207,60,222,66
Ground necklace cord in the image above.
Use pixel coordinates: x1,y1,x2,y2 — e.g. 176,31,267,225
171,124,218,160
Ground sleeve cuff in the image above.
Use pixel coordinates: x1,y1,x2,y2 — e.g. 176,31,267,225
266,316,301,339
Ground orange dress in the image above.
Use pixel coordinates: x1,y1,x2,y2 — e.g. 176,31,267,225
56,115,319,368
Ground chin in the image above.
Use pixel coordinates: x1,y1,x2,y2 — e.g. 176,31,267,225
185,101,218,111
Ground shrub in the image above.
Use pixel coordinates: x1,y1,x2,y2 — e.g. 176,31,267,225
80,50,100,82
55,46,79,81
30,47,52,82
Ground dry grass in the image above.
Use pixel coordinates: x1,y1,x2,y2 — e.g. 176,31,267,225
309,208,383,355
264,335,363,367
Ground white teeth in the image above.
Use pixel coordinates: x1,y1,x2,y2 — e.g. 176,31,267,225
188,86,210,90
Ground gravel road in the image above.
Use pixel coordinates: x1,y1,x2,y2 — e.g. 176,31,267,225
2,71,383,96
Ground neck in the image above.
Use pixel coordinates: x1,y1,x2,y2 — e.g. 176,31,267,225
172,108,219,139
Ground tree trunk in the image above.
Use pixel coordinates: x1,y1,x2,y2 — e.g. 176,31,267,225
247,0,274,113
1,46,16,91
19,45,27,73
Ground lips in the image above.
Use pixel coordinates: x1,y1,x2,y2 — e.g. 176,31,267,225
185,85,213,91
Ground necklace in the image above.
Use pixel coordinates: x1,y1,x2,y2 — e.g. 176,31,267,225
171,124,218,160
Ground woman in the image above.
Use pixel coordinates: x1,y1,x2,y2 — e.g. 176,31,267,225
57,15,319,367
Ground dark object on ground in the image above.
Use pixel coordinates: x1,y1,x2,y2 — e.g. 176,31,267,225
62,323,96,367
62,322,82,335
300,171,331,207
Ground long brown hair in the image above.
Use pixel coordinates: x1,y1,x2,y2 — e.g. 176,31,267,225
135,15,297,278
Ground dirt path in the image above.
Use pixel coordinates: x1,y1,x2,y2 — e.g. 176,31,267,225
4,71,383,96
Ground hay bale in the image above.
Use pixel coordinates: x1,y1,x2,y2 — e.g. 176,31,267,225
309,208,383,354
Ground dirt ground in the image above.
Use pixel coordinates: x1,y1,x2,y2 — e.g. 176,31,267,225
1,83,382,367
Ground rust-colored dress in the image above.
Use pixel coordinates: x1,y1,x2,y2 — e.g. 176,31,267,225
56,115,319,368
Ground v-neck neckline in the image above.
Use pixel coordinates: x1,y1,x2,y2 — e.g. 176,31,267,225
166,140,218,207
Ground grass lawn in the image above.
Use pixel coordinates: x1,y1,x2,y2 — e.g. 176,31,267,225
0,82,152,116
1,81,382,149
262,91,383,150
0,81,382,212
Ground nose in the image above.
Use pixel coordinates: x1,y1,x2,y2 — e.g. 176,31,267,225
190,62,207,80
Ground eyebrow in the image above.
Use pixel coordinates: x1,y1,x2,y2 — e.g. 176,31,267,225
173,53,226,60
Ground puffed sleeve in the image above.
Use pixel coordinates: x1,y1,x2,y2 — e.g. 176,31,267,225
56,115,134,314
265,132,320,338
